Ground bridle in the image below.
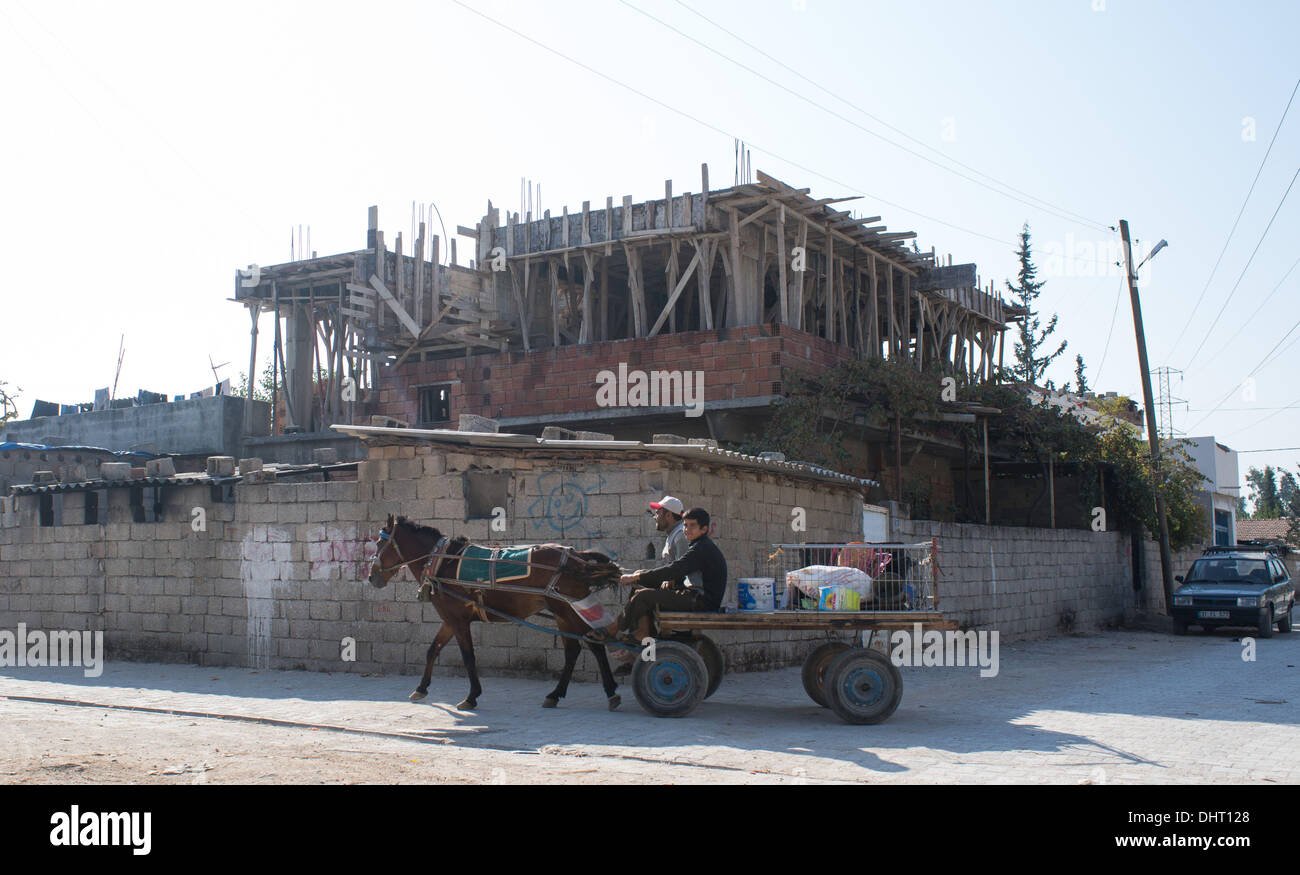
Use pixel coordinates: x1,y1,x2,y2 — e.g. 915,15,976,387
372,525,448,581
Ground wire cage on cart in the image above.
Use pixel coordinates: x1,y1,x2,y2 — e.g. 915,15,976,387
750,541,939,612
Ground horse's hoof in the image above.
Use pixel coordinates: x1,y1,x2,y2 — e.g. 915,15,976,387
607,695,621,712
542,697,558,709
408,689,427,702
456,699,476,711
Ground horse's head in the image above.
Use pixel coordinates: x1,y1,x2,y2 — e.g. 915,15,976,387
368,515,445,588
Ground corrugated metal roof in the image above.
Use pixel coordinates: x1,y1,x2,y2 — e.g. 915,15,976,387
331,425,879,489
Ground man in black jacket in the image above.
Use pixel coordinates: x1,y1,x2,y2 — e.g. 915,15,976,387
615,507,727,644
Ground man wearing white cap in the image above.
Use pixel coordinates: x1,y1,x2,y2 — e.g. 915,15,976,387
649,495,702,591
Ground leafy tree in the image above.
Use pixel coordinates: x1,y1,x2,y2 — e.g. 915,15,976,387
1246,465,1282,518
235,357,278,404
1283,464,1300,546
1236,495,1249,518
1007,224,1067,387
0,380,19,425
1278,469,1298,510
1073,354,1089,394
1088,424,1209,549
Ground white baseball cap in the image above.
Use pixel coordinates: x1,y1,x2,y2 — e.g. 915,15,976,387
649,496,684,515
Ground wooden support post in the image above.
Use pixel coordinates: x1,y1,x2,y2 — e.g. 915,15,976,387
549,258,560,347
605,197,614,255
701,163,709,223
581,251,596,344
793,219,808,331
600,256,609,341
825,228,835,342
666,240,679,334
983,419,991,524
917,297,926,371
624,244,645,337
903,273,911,363
1049,456,1056,529
776,204,788,324
886,266,895,359
728,208,741,328
868,254,879,357
693,237,716,331
414,223,425,329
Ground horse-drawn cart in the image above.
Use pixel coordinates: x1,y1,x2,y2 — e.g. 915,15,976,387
371,520,952,723
633,541,956,724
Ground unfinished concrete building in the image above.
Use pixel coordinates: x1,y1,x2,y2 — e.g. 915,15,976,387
233,165,1023,503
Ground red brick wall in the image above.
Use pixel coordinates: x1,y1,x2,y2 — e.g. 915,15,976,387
370,325,856,425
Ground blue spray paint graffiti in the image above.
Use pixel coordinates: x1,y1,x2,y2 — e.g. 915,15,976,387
527,472,606,539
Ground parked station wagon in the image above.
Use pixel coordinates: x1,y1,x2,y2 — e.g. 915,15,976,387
1171,544,1295,637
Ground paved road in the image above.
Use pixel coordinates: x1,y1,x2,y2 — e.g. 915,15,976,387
1,627,1296,784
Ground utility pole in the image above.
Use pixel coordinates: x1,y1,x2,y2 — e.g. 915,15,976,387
1120,220,1174,612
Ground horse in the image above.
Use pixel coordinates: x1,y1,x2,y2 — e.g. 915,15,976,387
366,514,626,712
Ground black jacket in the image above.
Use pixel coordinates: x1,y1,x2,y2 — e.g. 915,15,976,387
636,534,727,611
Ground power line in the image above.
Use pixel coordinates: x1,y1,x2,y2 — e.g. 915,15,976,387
1195,254,1300,369
1181,164,1300,371
1092,271,1127,385
671,0,1112,232
1164,78,1300,362
1236,446,1300,453
1185,300,1300,433
449,0,1119,271
622,0,1112,233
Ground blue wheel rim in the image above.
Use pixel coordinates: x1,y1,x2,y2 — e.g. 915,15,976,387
839,665,889,711
649,659,690,703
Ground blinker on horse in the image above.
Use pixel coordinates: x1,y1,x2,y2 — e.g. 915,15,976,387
367,514,625,711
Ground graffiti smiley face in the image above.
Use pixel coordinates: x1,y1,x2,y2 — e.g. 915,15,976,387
527,473,606,538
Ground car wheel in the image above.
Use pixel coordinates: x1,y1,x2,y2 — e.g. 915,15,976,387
1256,607,1274,639
1171,616,1188,636
1277,602,1293,634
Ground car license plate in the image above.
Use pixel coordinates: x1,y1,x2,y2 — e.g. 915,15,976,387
1198,610,1230,619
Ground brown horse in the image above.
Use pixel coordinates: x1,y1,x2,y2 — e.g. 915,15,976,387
367,514,625,711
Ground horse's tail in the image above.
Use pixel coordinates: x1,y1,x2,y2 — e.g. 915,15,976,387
567,549,622,589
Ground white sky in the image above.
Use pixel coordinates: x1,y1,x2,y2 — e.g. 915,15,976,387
1,0,1297,500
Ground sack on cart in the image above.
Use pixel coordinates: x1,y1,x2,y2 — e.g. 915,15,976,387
783,565,873,609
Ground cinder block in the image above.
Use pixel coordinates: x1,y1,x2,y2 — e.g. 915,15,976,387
145,458,176,477
651,433,689,444
207,456,236,477
101,463,131,482
458,414,499,433
238,458,263,474
312,447,339,465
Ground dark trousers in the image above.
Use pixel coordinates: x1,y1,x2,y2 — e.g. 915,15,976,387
622,585,702,634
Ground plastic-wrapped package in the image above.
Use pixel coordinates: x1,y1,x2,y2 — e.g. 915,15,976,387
784,565,874,606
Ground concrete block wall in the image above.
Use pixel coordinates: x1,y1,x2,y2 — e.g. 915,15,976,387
0,442,866,687
894,519,1135,639
2,440,1155,692
3,395,269,458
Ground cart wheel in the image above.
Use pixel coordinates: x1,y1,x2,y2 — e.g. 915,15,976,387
801,641,850,708
631,640,707,718
693,634,725,700
825,647,903,725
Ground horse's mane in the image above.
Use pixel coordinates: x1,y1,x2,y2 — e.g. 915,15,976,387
394,516,443,539
394,517,468,555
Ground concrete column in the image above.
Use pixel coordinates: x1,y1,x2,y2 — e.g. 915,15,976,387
285,302,315,431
